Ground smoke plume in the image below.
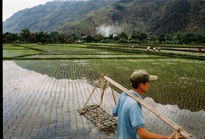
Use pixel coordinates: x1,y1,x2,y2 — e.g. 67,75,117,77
96,23,122,37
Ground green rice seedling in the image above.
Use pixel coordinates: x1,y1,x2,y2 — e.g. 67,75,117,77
38,76,56,132
78,81,97,139
4,71,46,137
86,58,205,111
3,43,205,138
59,66,66,137
45,77,58,135
54,74,64,133
74,81,86,139
66,80,72,137
46,63,64,137
28,75,52,136
2,62,44,137
17,76,50,137
70,76,79,138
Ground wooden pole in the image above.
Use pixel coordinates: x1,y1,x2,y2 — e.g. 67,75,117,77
80,77,102,114
103,75,195,139
98,79,107,129
110,84,117,105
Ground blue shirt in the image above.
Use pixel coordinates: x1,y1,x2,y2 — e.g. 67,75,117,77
112,90,145,139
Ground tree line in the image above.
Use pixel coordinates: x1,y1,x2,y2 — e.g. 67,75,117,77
3,28,205,45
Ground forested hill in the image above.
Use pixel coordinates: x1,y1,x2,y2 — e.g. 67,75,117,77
3,0,205,35
3,0,118,33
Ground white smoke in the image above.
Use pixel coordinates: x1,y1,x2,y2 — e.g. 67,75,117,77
96,24,122,37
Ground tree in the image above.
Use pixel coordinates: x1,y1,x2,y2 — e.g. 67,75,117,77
183,33,197,44
175,33,184,44
83,35,95,43
3,32,20,43
20,28,31,43
119,32,128,39
159,34,166,43
138,32,147,41
95,33,104,42
197,32,205,43
131,31,147,41
35,31,49,43
49,32,60,43
131,31,138,40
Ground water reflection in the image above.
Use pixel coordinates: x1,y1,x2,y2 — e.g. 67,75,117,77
143,97,205,138
3,61,205,138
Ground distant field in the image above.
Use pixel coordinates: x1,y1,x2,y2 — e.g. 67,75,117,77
85,43,205,48
152,44,205,48
3,43,205,60
3,44,162,59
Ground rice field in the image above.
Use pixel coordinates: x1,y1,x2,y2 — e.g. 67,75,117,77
3,44,205,138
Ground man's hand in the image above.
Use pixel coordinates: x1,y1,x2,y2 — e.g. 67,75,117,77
168,132,185,139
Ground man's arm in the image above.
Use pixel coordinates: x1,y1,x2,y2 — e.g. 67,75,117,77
137,127,185,139
137,127,167,139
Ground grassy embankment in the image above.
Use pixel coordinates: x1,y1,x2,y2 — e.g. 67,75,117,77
3,43,205,60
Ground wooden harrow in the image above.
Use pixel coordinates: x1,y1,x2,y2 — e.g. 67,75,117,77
78,74,196,139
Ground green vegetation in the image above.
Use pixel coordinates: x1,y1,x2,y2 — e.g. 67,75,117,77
3,43,204,111
3,28,205,45
88,59,205,111
3,44,41,58
86,45,205,60
2,43,163,60
12,58,205,112
3,43,205,61
3,43,205,138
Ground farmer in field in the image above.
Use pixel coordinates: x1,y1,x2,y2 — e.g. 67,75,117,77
112,70,184,139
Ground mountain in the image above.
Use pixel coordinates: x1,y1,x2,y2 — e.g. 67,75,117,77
3,0,117,33
3,0,205,35
59,0,205,35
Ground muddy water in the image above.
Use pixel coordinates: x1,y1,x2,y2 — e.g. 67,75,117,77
3,61,205,138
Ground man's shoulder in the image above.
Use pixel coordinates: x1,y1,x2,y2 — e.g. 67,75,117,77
119,92,128,99
121,92,127,96
120,92,142,108
124,96,142,110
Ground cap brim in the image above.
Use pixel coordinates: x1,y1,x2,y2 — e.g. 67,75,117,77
149,75,158,81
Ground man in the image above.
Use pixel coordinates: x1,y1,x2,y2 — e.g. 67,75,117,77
112,70,184,139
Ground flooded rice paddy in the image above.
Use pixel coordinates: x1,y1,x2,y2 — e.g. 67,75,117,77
3,59,205,139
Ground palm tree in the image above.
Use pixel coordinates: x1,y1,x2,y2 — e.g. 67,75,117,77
20,28,31,43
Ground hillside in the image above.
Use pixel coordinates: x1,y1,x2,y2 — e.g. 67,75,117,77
3,0,117,33
3,0,205,34
59,0,205,35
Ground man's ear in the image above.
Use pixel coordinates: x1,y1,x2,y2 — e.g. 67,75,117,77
139,83,144,88
139,83,144,87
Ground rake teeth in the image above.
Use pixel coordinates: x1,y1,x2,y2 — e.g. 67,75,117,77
77,109,86,115
77,105,117,135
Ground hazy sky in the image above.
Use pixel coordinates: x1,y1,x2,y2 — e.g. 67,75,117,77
3,0,53,21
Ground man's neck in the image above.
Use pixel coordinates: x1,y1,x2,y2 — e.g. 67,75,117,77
132,88,143,96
